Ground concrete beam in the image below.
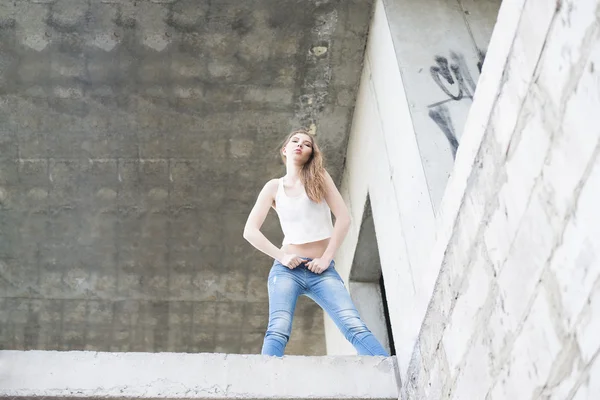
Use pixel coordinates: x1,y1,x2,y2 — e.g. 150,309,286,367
0,351,399,400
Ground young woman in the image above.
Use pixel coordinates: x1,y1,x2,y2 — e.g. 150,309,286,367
243,129,389,357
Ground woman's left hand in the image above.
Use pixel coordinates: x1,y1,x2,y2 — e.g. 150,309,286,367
306,258,331,274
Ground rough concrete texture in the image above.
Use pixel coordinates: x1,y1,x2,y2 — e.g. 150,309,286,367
403,0,600,398
0,350,400,399
0,0,374,354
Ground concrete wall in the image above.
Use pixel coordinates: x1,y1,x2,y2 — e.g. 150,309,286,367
327,0,499,379
0,0,374,355
403,0,600,398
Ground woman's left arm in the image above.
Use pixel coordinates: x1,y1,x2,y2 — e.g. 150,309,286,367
307,171,351,274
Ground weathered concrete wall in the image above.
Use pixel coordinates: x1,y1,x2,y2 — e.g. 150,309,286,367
383,0,500,212
404,0,600,398
0,0,374,355
0,351,400,399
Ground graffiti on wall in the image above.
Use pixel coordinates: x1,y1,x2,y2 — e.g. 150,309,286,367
427,50,485,159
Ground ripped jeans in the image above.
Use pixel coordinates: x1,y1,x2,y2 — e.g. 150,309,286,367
261,258,389,357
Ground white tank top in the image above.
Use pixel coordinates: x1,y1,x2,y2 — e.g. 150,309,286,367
275,178,334,245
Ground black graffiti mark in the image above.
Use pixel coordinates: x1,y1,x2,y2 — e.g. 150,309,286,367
428,105,458,159
431,57,462,100
430,52,478,101
455,51,478,96
427,50,486,158
477,50,486,73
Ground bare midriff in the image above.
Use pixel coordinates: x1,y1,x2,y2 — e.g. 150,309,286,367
281,237,331,260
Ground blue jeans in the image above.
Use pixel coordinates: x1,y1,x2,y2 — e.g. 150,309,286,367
261,258,389,357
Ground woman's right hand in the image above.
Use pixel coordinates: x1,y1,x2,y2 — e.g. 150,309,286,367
280,253,304,269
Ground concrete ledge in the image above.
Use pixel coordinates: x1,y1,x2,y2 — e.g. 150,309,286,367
0,351,399,400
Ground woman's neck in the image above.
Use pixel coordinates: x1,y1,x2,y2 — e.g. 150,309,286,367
284,160,303,183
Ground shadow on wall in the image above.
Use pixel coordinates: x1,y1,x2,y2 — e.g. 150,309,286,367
348,196,396,356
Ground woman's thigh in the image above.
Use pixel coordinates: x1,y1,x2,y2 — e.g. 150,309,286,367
305,265,356,313
266,262,305,316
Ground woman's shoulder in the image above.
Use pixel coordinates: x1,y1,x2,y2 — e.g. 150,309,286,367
262,178,281,195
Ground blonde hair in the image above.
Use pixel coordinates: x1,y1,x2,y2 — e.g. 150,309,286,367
280,129,326,203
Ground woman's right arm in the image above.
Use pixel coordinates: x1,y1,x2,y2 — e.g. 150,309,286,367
243,179,286,262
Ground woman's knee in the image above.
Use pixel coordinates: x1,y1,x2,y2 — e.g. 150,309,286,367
267,309,294,335
338,313,369,335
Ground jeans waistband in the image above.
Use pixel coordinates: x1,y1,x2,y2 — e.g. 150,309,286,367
274,257,335,266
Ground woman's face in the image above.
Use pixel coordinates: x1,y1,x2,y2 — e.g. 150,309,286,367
283,133,313,164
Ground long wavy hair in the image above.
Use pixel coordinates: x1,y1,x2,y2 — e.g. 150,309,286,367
280,128,326,203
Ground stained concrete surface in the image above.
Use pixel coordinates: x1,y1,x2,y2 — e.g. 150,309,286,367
0,350,400,399
0,0,374,355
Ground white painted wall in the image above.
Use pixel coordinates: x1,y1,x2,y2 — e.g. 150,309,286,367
331,0,599,398
402,0,600,398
